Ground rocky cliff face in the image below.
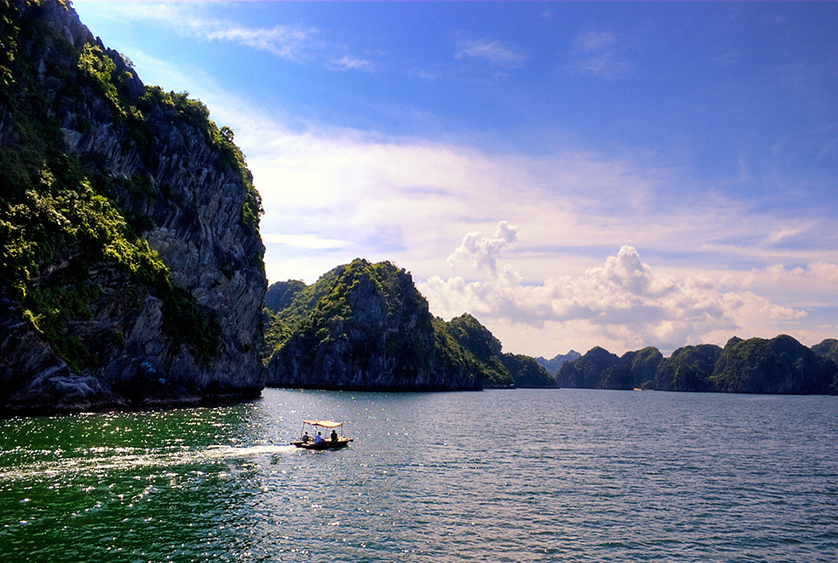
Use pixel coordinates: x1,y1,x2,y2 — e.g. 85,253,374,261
812,339,838,366
0,1,266,414
265,259,482,391
500,353,556,388
556,347,620,389
264,260,556,391
439,314,555,388
711,335,835,394
654,344,721,391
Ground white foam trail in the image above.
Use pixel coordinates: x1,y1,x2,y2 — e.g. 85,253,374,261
0,444,296,480
203,444,295,458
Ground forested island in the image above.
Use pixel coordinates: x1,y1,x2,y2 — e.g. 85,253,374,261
0,1,835,416
555,336,838,394
263,259,554,391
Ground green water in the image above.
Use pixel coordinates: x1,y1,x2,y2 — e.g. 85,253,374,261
2,389,837,562
1,400,285,561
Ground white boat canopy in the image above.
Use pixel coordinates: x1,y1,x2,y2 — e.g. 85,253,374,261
303,420,343,428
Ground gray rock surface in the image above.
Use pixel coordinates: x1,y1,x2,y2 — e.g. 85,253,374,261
0,1,266,415
265,260,482,391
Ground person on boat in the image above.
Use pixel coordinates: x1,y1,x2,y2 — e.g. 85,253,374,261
330,429,338,442
302,431,311,442
315,432,323,444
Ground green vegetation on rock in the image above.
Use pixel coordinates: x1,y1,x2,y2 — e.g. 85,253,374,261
0,0,265,415
811,339,838,366
263,259,555,390
0,0,264,369
654,344,721,392
710,335,834,394
557,335,837,394
439,314,511,387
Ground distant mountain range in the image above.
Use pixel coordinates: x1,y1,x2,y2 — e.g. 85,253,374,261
556,336,838,394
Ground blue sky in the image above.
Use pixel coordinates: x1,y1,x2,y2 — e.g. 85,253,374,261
72,1,838,357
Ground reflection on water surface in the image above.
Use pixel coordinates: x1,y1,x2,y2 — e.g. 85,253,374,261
1,389,837,562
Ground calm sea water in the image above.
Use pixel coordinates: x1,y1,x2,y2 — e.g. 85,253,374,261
1,389,837,562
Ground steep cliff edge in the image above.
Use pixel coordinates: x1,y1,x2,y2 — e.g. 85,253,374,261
265,260,482,391
0,1,266,414
264,259,555,390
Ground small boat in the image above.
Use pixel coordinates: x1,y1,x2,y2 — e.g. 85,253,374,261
291,420,353,450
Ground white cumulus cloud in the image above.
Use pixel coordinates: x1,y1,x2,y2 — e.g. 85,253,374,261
418,225,809,356
447,221,518,276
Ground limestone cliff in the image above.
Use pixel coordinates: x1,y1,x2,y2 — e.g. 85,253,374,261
264,259,556,391
555,347,620,389
265,260,482,391
555,335,837,394
0,0,266,414
710,335,836,394
439,314,556,388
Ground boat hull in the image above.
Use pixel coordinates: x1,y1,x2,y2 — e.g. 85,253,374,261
291,438,353,450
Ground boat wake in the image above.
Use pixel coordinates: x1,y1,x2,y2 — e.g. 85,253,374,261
204,444,295,458
0,444,296,481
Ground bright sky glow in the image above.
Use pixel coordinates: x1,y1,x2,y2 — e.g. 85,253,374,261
72,1,838,357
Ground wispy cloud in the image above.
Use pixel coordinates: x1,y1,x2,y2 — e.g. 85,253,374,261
203,24,315,61
81,2,375,72
262,233,353,251
570,30,630,80
740,261,838,300
328,54,378,73
713,50,741,68
455,36,527,66
765,223,813,245
408,67,437,81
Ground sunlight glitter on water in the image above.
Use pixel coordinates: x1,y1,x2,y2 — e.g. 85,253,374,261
0,443,296,482
1,389,837,562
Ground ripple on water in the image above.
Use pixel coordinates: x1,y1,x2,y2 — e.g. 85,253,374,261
2,389,838,562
